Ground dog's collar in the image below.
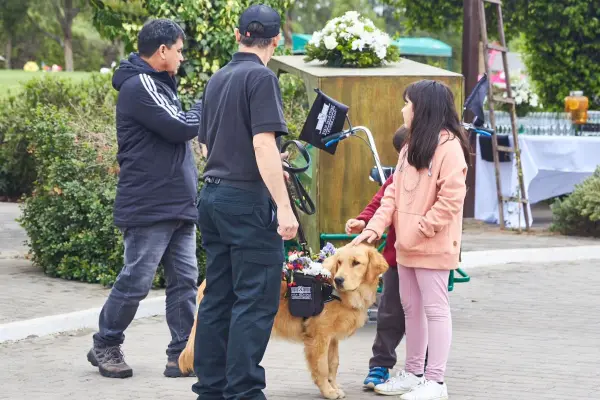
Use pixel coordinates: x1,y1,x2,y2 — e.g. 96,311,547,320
324,287,342,303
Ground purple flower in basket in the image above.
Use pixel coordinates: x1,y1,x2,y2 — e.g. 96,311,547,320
315,242,336,263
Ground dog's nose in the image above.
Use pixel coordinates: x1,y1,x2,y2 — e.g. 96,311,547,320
334,277,345,287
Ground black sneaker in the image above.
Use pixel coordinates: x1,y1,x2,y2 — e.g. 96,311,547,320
87,345,133,379
163,354,195,378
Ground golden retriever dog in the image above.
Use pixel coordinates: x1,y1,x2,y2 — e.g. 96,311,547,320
178,243,388,399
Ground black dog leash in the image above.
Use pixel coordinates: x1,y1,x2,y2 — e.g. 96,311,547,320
281,140,315,254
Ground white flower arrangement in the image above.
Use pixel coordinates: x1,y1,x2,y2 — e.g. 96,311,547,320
507,78,540,108
304,11,400,68
298,261,332,278
498,73,542,116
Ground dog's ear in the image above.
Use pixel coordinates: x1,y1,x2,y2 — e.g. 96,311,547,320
366,246,389,284
322,252,339,276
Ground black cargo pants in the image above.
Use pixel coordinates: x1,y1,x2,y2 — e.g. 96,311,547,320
192,180,284,400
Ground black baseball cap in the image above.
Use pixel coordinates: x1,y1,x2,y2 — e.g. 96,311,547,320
238,4,281,39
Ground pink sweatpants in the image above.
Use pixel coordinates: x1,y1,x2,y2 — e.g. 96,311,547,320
398,265,451,382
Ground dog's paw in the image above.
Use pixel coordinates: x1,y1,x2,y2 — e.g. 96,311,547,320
335,387,345,398
321,387,344,399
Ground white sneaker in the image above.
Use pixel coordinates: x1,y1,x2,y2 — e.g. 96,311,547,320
400,379,448,400
374,370,424,395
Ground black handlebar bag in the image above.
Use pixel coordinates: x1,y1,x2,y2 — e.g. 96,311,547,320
288,274,334,318
299,88,349,155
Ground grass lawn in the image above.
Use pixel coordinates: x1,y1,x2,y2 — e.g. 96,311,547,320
0,70,93,99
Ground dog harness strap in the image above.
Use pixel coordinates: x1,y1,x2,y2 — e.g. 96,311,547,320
323,287,341,304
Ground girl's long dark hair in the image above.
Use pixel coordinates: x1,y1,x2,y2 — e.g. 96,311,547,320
403,80,471,170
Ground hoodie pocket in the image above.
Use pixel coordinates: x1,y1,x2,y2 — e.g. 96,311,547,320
395,212,428,253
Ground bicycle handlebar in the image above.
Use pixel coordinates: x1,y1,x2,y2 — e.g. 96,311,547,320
321,126,386,185
463,122,494,137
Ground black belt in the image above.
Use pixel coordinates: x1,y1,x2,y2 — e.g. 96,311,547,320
203,176,268,193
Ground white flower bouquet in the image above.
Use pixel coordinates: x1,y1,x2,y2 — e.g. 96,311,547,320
304,11,400,68
497,73,542,116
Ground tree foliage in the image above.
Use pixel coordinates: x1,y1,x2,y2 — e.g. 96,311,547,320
0,0,31,37
520,1,600,110
380,0,600,110
26,0,90,71
90,0,294,108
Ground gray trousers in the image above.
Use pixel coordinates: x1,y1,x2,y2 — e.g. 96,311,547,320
94,220,198,358
369,266,406,369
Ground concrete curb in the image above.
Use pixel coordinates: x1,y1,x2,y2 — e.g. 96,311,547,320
2,245,600,343
460,245,600,269
0,296,166,343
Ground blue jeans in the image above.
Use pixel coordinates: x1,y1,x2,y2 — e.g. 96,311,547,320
192,182,284,400
93,220,198,358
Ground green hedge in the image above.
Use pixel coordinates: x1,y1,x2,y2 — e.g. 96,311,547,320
380,0,600,111
0,70,307,287
550,166,600,237
0,74,116,199
0,74,206,287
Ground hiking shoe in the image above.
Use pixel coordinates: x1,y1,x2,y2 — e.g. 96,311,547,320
163,355,195,378
400,380,448,400
363,366,389,389
374,370,424,395
87,345,133,379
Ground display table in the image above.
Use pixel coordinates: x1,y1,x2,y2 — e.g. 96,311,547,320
474,135,600,228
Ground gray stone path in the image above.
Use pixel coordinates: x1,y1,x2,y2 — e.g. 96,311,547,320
0,259,163,324
0,202,28,258
2,259,599,400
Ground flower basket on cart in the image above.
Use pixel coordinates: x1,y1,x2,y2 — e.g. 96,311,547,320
282,243,337,318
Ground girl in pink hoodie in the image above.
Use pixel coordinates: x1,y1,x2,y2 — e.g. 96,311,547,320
352,80,470,400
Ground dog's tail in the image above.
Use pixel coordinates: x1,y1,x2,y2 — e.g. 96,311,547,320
178,280,206,374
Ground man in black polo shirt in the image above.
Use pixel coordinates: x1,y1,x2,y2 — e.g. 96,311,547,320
193,4,298,400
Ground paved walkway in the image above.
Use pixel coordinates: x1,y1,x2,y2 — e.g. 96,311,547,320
1,259,599,400
1,200,598,326
0,259,164,324
0,202,28,258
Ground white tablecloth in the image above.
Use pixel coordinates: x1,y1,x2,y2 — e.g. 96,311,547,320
474,135,600,228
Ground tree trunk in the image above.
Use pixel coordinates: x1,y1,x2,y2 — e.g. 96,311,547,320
64,34,74,71
58,0,77,72
462,0,481,218
284,9,293,48
4,37,12,69
117,39,125,60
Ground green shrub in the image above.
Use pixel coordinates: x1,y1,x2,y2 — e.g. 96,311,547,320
5,74,207,287
18,106,125,285
550,166,600,237
0,73,116,199
279,73,309,141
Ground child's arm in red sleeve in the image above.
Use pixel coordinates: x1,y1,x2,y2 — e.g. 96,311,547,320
356,175,394,223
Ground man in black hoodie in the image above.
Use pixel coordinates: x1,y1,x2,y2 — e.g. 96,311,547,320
86,19,201,379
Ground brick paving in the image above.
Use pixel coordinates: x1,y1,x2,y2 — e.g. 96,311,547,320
1,259,599,400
